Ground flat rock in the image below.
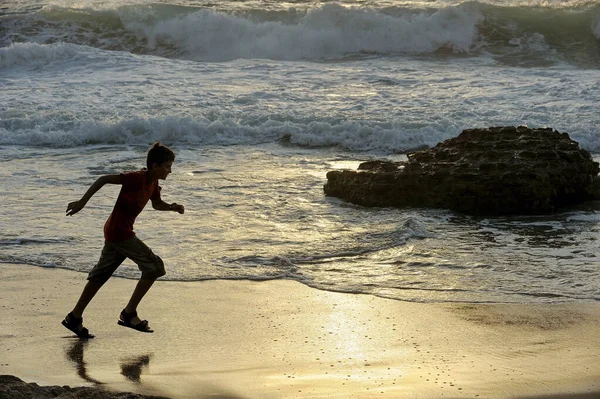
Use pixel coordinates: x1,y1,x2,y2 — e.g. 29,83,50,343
324,126,600,215
0,375,169,399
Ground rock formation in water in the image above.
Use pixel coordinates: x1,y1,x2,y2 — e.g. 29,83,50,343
324,126,600,215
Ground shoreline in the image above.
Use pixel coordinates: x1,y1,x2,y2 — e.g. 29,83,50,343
1,263,599,398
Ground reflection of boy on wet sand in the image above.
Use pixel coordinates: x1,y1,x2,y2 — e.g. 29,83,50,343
66,340,103,385
121,355,152,383
66,340,152,385
61,143,184,339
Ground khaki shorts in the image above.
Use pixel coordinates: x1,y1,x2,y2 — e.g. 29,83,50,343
88,236,166,283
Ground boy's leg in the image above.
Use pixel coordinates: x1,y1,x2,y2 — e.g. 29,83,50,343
71,280,105,318
64,241,125,335
63,280,105,338
72,241,125,316
113,236,165,326
123,279,156,325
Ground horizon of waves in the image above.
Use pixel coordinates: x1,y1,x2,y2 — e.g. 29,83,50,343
1,110,600,154
1,2,599,66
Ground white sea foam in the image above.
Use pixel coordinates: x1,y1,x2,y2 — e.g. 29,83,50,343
0,42,81,67
2,110,599,153
3,2,599,66
0,41,144,70
124,4,482,61
0,116,457,152
1,42,598,154
566,214,600,222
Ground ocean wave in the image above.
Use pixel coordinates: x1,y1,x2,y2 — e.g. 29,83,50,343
226,217,432,268
0,115,454,152
2,113,599,153
565,213,600,222
0,42,84,67
2,2,599,66
0,41,147,68
141,3,481,61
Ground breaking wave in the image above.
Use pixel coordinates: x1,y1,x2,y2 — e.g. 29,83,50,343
0,114,455,153
2,1,600,66
1,112,599,153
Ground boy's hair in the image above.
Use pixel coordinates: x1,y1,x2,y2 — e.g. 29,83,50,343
147,142,175,169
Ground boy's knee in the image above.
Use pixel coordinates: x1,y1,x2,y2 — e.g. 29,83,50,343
140,256,165,280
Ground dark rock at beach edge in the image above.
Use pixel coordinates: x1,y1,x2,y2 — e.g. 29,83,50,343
0,375,171,399
324,126,600,215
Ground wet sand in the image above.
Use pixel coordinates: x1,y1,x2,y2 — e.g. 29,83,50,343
0,263,599,398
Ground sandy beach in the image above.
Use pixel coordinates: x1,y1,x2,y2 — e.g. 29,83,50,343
0,262,599,399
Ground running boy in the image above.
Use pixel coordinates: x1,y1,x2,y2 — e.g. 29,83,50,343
62,142,184,338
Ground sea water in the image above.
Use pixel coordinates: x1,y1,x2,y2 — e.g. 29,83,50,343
1,0,599,303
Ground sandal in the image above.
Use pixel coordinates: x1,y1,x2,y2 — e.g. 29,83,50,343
118,309,153,333
61,312,94,339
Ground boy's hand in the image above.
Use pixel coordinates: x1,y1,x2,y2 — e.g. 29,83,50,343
170,203,185,214
66,200,85,216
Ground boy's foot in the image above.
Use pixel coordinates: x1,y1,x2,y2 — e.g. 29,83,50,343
118,309,153,333
61,312,95,339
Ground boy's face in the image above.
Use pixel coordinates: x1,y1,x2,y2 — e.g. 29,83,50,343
153,161,173,180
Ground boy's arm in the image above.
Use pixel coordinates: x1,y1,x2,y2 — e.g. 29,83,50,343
66,174,122,216
152,198,185,214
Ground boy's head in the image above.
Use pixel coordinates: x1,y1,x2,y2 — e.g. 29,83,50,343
147,142,175,170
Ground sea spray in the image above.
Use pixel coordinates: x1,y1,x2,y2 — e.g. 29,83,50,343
0,42,80,67
2,2,600,66
127,3,482,61
0,113,458,152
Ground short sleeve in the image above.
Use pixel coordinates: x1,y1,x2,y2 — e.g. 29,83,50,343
120,171,143,191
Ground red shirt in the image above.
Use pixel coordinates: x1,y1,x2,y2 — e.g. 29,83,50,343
104,170,161,242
